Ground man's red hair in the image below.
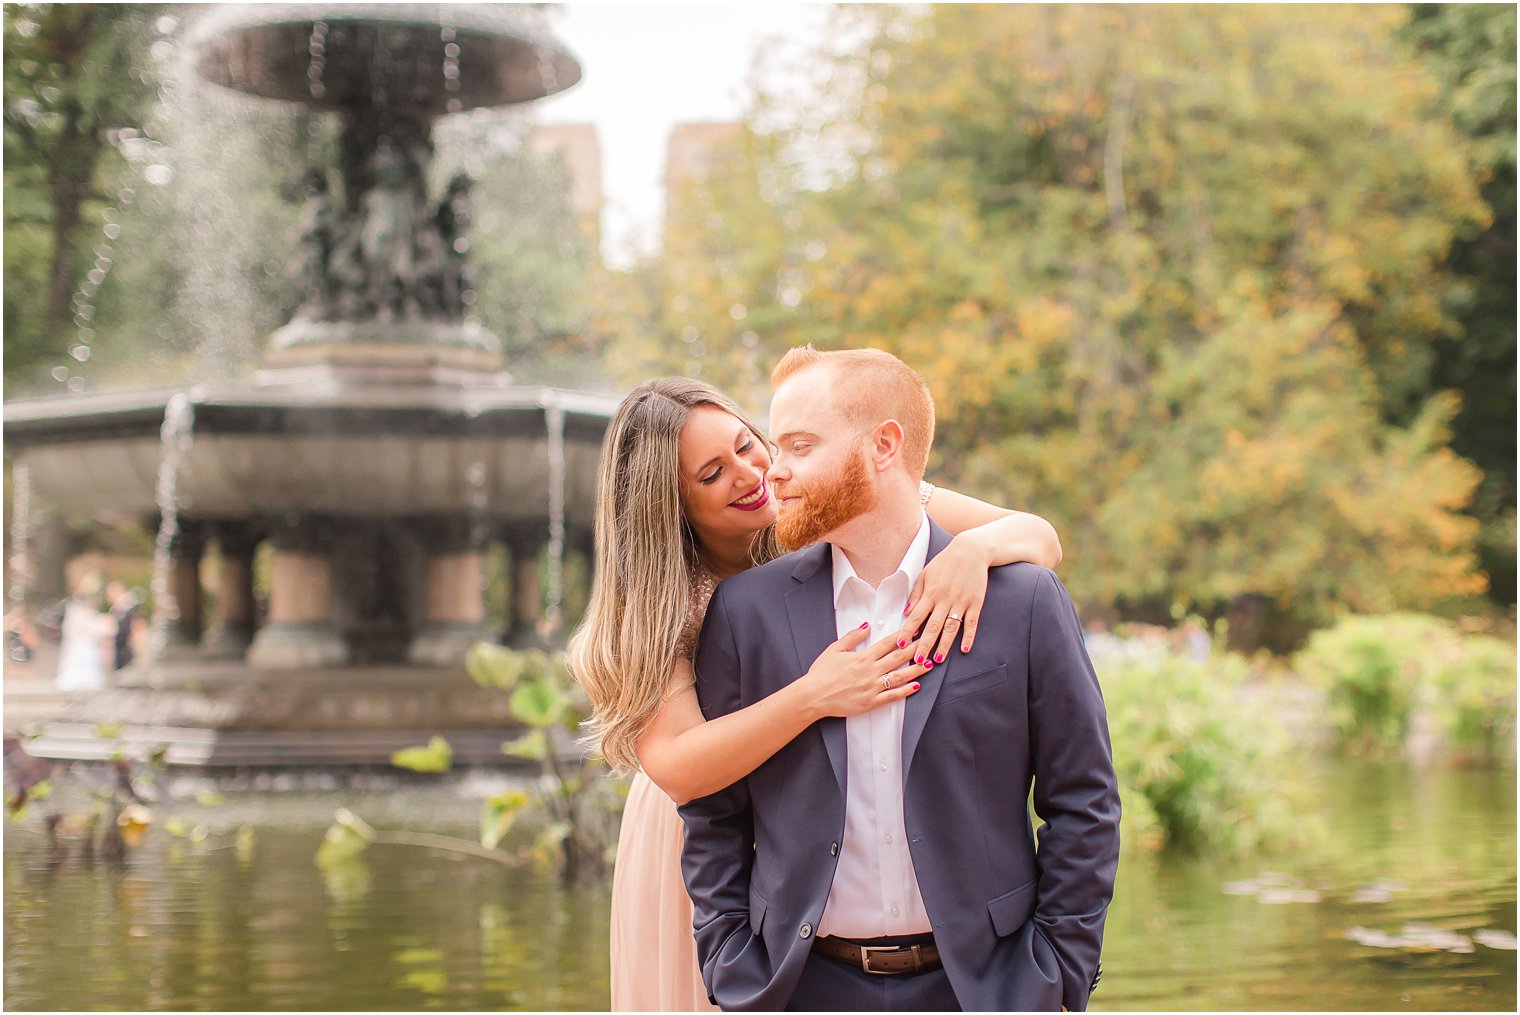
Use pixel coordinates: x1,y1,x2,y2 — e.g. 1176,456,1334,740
771,345,935,480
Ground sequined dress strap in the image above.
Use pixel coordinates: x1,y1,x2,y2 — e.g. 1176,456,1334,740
675,566,718,662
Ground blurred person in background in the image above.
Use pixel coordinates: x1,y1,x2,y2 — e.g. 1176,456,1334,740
54,573,108,692
105,580,142,671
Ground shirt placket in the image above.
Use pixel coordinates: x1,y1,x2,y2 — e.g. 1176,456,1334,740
869,579,906,929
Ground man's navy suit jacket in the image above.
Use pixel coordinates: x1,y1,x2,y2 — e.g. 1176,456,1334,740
678,521,1121,1011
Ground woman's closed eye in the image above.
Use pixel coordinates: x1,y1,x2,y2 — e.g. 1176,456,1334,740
700,439,755,485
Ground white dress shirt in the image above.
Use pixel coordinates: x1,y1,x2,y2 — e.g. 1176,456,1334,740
817,512,934,939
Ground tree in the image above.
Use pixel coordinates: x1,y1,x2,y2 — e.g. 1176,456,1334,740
1401,3,1517,603
3,4,163,389
595,5,1491,641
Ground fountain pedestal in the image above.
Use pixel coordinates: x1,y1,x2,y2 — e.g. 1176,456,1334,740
247,546,349,668
1,6,608,768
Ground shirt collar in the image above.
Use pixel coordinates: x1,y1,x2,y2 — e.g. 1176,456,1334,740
830,512,932,605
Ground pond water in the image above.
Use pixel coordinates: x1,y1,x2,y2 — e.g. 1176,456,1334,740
4,759,1514,1011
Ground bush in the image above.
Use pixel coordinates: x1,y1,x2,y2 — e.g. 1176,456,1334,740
1295,613,1449,755
1430,634,1517,763
1101,653,1312,854
1297,613,1517,761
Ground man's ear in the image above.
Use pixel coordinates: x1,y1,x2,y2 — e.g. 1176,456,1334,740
869,420,906,473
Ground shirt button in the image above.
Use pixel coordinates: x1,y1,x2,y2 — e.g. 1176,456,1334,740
883,833,893,844
878,761,888,772
799,923,813,939
830,841,839,856
891,905,900,916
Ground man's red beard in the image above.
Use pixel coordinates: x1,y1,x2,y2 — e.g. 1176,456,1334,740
774,450,879,551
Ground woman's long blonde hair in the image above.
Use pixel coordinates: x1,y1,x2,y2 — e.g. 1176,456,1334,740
567,378,783,774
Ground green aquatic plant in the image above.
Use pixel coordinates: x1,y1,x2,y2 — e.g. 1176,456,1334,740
1297,613,1517,761
1296,613,1450,755
371,646,620,882
1429,633,1517,763
1102,652,1315,854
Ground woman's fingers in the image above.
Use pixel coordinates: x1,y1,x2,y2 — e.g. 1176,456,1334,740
832,623,873,653
958,605,980,654
929,609,969,663
912,605,952,666
868,628,919,660
900,595,933,651
877,677,924,704
876,659,930,696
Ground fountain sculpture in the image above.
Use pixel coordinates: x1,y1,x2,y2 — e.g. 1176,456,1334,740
4,5,616,766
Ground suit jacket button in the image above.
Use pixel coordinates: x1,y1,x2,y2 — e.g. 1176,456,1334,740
829,842,839,856
799,923,813,939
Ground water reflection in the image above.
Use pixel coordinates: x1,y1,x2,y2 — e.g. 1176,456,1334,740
1096,760,1516,1012
4,761,1513,1011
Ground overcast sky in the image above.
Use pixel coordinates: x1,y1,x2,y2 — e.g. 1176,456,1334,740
543,3,825,260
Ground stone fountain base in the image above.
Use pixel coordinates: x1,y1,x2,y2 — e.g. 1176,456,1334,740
23,659,522,768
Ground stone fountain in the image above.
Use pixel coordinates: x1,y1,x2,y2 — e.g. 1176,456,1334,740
4,5,616,767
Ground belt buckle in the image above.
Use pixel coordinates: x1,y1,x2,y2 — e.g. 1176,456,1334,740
859,943,916,975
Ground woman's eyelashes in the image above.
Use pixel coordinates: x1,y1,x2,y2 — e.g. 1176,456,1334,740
700,439,756,485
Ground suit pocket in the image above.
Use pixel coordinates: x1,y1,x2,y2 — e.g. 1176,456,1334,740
939,661,1008,705
749,885,769,935
987,877,1038,937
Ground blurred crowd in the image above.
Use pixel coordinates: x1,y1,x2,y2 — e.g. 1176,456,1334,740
1083,617,1213,666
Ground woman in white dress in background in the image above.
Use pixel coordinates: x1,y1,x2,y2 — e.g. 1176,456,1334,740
54,574,109,692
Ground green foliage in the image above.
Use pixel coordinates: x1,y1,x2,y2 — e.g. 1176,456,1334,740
1431,634,1518,761
1298,612,1518,760
1297,613,1448,754
468,644,619,880
1103,652,1313,854
390,736,454,775
1401,3,1517,604
314,807,375,867
3,3,165,388
480,789,530,851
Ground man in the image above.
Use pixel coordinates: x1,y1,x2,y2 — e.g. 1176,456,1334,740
105,581,139,671
680,346,1120,1011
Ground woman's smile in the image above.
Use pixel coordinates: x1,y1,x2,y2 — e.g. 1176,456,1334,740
729,481,770,511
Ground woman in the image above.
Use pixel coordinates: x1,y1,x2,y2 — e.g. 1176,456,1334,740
567,378,1062,1012
55,574,109,692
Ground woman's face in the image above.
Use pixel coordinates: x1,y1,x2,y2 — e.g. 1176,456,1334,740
677,405,778,543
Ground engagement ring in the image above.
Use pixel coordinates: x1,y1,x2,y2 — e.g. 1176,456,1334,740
947,612,962,623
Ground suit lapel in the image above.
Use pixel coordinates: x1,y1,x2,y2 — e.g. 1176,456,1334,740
785,544,848,793
901,521,955,775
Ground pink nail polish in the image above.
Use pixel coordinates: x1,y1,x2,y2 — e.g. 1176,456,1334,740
925,660,934,670
859,621,869,629
934,652,944,664
914,655,923,666
897,639,907,649
962,644,971,653
911,682,921,691
903,603,912,615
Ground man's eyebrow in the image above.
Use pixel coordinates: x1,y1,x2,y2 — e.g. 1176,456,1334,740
773,430,819,444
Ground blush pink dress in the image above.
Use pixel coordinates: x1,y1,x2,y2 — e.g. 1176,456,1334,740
609,569,720,1012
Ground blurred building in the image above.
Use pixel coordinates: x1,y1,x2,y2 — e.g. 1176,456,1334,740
663,121,745,241
525,122,604,234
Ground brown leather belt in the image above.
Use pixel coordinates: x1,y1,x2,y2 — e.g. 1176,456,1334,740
813,935,942,975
